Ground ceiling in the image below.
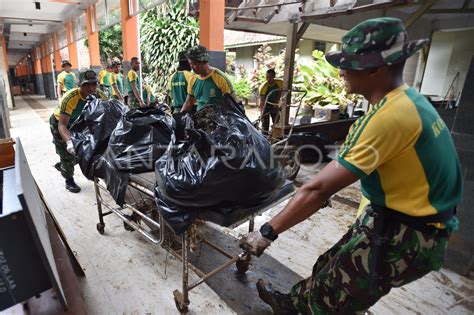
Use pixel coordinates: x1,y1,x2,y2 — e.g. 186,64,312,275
225,0,474,43
0,0,91,66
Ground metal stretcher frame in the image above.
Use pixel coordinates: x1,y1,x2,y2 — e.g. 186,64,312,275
93,176,295,313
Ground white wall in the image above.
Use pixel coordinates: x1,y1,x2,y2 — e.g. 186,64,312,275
298,40,315,63
234,46,255,78
0,46,13,109
421,30,474,98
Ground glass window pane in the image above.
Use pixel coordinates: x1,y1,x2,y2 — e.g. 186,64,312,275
75,14,86,41
96,0,107,31
139,0,165,10
58,29,67,49
107,0,121,25
48,37,54,54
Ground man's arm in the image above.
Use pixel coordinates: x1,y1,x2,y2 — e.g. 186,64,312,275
57,83,64,98
269,160,359,234
131,81,145,107
181,95,196,112
145,88,151,106
112,83,123,101
58,114,72,142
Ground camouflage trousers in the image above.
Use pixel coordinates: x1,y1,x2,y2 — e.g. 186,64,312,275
290,207,450,314
127,93,140,108
49,114,76,178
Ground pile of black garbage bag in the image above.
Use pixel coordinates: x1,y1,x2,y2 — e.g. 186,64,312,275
70,94,286,234
70,96,174,205
154,95,286,234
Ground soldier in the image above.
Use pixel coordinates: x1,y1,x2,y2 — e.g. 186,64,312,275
240,17,463,314
56,60,77,98
110,60,124,102
50,70,107,193
167,51,194,113
181,45,234,112
127,57,145,108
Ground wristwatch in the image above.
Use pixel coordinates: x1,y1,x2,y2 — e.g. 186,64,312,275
259,222,278,241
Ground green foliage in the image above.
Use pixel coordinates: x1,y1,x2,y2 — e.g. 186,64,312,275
294,50,359,110
84,24,123,64
140,0,199,91
249,44,287,90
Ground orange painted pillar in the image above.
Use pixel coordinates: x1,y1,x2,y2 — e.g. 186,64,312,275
52,32,62,72
86,5,101,70
120,0,139,62
199,0,224,50
66,21,79,70
199,0,225,70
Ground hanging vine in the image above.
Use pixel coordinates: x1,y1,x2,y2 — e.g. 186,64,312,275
140,0,199,91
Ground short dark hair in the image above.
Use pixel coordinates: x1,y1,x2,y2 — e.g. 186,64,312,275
266,69,276,76
131,57,139,63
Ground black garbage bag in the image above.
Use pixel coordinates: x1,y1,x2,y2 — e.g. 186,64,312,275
155,96,286,233
70,96,128,179
108,106,175,173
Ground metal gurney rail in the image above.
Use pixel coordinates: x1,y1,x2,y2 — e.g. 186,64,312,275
93,172,295,313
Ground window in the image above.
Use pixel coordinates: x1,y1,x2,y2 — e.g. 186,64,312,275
314,41,326,52
130,0,165,16
57,29,68,49
107,0,121,26
75,14,87,41
96,0,107,30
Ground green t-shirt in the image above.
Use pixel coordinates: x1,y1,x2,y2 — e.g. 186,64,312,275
259,79,284,105
117,73,124,95
168,70,194,109
127,69,140,95
338,84,463,230
57,71,77,92
102,72,111,86
187,68,233,111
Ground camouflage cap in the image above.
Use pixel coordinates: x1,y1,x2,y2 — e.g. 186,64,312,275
61,60,72,67
78,69,98,86
186,45,209,62
178,50,188,62
325,17,429,70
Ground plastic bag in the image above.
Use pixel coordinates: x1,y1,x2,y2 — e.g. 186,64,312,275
154,95,286,233
108,106,175,173
70,96,128,179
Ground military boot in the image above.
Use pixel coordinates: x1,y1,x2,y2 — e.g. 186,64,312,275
256,279,299,315
65,177,81,193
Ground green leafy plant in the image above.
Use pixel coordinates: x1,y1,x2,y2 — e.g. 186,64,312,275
229,66,252,102
84,23,123,63
140,0,199,91
295,50,359,111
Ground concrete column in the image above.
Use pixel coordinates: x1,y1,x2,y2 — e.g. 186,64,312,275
66,21,79,72
120,0,140,94
86,5,101,73
199,0,225,71
33,48,44,95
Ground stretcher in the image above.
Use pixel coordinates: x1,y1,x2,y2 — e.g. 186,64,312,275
93,172,295,313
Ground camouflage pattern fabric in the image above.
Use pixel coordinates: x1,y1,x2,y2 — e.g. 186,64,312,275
186,45,210,62
325,17,429,70
49,114,76,178
127,93,140,108
290,206,449,314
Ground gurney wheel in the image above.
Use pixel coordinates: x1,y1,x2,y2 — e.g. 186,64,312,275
236,258,250,273
96,223,105,235
173,290,189,313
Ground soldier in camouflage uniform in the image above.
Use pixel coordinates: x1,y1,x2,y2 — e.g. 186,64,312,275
240,17,463,314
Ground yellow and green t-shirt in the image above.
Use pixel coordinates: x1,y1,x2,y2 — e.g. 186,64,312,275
338,84,463,224
57,71,77,92
187,68,233,111
102,71,112,87
117,73,124,95
259,79,283,105
53,88,107,127
168,70,194,109
98,69,107,85
142,84,155,103
127,69,140,95
110,72,123,96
